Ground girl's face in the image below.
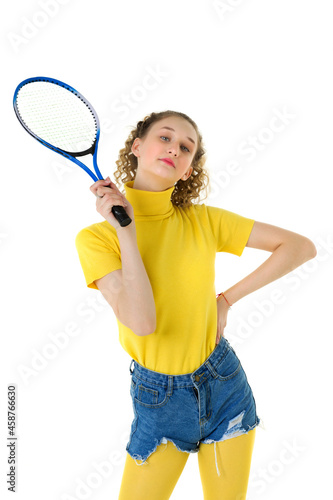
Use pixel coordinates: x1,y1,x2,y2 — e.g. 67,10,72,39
131,116,198,191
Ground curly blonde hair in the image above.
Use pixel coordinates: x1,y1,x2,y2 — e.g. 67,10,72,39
113,110,210,207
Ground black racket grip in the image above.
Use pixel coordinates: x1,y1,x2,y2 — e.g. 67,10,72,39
111,205,132,227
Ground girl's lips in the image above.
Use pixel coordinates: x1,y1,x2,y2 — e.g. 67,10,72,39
160,158,175,167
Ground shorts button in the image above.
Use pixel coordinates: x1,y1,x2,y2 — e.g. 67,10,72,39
195,375,200,382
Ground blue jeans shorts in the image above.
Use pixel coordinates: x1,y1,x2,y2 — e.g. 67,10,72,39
126,336,262,476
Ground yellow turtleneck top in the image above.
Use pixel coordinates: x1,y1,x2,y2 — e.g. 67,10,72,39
75,180,255,375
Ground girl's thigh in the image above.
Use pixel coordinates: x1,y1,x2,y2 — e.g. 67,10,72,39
198,428,256,500
118,440,190,500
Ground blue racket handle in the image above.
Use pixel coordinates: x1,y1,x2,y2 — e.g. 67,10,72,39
93,153,132,227
66,158,132,227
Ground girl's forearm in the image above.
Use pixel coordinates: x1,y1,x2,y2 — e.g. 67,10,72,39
223,239,317,306
116,225,156,335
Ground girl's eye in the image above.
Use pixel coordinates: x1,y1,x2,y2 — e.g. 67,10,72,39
160,136,190,152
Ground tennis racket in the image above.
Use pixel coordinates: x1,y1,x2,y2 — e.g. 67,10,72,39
13,76,132,227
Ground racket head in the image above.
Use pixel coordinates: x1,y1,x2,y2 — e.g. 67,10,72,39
13,76,100,159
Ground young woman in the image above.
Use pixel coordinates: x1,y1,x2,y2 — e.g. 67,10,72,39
75,110,316,500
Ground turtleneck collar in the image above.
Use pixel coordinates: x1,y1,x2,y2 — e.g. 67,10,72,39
124,180,176,220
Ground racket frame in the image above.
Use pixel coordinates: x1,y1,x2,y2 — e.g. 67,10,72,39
13,76,103,182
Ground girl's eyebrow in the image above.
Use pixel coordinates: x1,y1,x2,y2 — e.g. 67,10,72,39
159,126,196,146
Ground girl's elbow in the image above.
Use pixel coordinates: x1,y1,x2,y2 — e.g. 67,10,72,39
132,315,156,336
297,236,317,262
303,237,317,259
134,321,156,336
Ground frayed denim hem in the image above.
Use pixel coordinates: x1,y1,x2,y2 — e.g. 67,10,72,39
127,436,198,466
127,417,265,476
202,416,265,476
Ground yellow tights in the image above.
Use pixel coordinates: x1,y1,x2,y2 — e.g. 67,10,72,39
118,427,256,500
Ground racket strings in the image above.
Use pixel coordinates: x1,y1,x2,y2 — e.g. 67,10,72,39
16,82,97,153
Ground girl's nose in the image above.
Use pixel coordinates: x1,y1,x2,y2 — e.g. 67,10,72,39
168,145,179,155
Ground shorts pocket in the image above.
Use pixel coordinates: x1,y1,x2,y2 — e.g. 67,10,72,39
212,348,242,381
131,375,170,408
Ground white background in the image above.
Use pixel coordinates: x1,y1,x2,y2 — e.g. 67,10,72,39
1,1,331,499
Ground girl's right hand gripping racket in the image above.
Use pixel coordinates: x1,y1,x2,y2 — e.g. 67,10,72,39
13,76,132,227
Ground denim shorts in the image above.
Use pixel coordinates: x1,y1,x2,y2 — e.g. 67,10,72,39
126,336,262,476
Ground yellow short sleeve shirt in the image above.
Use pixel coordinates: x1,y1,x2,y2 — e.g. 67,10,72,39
75,181,255,375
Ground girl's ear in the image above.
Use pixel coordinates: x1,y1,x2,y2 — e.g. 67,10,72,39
131,137,141,158
182,166,193,180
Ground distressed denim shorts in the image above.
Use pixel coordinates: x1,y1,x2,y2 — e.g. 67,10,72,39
126,336,263,476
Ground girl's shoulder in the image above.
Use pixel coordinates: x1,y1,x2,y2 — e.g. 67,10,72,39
75,220,117,245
